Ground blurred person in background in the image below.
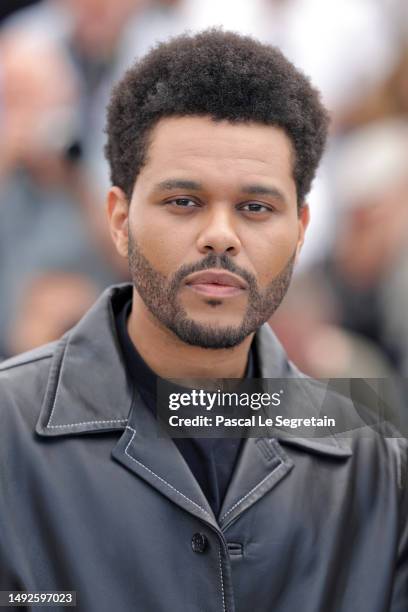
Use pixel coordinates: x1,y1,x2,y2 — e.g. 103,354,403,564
270,274,399,380
338,43,408,132
322,120,408,375
6,272,99,356
259,0,398,114
0,32,118,358
0,0,150,195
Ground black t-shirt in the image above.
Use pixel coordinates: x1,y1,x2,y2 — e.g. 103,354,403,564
115,298,258,517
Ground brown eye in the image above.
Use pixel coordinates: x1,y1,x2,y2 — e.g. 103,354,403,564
168,198,197,208
240,202,272,213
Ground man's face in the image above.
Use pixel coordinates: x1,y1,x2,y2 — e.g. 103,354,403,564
124,116,308,349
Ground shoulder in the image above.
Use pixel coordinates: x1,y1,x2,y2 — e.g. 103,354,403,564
0,341,58,429
286,364,408,489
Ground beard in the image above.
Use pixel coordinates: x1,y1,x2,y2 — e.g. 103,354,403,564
128,230,295,349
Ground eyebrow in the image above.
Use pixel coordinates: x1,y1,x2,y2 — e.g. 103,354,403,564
240,184,287,204
154,179,203,192
153,179,287,204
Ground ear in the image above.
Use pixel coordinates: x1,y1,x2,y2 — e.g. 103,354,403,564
106,186,129,258
295,203,310,262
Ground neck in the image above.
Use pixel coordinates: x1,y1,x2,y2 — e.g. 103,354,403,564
127,289,254,379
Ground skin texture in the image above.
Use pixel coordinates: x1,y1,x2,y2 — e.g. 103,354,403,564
107,116,309,379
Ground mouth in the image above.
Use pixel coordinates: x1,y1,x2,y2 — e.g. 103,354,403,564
184,269,247,298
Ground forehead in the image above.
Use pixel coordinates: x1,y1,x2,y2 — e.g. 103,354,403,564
142,116,295,186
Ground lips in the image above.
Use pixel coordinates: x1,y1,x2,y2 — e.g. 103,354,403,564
184,270,247,297
184,270,247,289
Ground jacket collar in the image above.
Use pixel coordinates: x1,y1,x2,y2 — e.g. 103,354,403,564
36,284,132,436
35,283,352,458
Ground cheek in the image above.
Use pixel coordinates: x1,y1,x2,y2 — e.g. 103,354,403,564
248,225,298,286
130,215,188,275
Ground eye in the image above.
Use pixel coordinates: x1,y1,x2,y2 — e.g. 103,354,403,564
166,198,199,208
239,202,273,214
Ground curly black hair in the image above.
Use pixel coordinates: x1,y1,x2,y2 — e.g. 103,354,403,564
105,29,330,206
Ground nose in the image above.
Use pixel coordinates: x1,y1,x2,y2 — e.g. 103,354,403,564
196,207,241,256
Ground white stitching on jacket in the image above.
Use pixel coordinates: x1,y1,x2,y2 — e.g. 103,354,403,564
219,546,226,612
45,338,128,429
220,463,282,522
124,426,211,519
47,418,128,428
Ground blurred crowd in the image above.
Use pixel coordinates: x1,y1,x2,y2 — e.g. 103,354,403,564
0,0,407,386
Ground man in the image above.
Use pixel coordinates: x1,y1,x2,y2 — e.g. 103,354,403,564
0,30,406,612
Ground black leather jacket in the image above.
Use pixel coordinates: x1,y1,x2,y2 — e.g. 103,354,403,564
0,284,407,611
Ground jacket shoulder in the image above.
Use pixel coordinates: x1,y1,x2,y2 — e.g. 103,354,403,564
0,341,58,428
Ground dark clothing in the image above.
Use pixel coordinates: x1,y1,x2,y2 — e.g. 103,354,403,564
0,0,40,22
0,284,407,612
115,296,255,516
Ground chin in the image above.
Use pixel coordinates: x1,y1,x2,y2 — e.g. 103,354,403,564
185,309,246,328
169,317,252,350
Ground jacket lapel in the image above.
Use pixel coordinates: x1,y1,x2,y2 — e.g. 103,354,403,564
112,390,218,528
218,323,352,529
35,285,132,436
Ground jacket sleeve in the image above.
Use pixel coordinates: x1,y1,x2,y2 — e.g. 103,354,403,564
390,441,408,611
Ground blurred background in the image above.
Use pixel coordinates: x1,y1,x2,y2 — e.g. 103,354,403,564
0,0,407,381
